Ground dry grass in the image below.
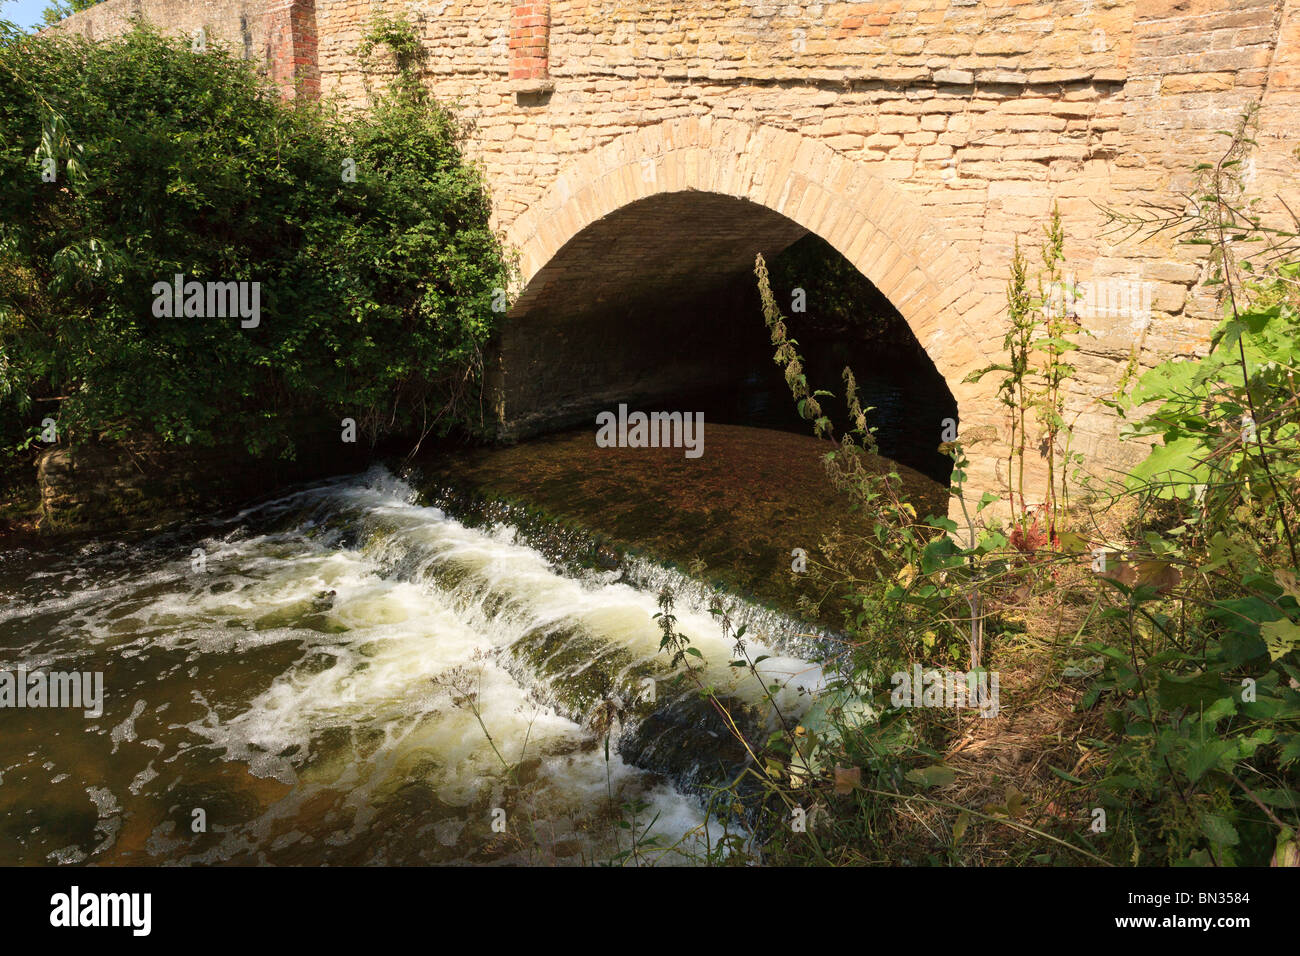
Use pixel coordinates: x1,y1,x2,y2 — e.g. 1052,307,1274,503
866,500,1141,865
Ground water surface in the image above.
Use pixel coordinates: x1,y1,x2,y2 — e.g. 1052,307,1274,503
0,467,827,865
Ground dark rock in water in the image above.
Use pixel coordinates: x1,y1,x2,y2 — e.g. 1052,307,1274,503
311,589,337,612
618,691,767,812
593,544,620,570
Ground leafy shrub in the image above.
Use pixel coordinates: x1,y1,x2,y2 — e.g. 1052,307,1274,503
0,21,508,461
1089,248,1300,864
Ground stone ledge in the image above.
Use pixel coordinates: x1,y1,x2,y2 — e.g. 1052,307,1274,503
511,77,555,95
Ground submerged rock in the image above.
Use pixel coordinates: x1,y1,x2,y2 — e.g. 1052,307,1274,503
618,690,766,806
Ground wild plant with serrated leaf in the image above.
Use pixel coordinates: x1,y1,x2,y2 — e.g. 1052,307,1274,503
1081,114,1300,865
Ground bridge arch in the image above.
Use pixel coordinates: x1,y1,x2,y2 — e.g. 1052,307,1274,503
499,117,1009,516
507,118,1001,391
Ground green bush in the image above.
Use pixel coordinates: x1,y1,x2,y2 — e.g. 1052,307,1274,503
1087,267,1300,866
0,21,508,461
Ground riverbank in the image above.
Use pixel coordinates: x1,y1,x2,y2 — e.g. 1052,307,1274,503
0,430,377,550
0,464,38,545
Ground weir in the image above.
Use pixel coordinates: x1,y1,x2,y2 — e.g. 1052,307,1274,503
0,466,832,863
594,405,706,458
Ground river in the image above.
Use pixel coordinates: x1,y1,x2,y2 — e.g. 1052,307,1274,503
0,352,950,865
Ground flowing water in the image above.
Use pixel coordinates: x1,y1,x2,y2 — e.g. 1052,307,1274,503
0,462,844,865
0,370,948,867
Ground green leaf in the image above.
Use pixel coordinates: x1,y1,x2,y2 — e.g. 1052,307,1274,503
1200,696,1237,727
1255,789,1300,810
1156,672,1223,711
905,765,956,789
952,810,970,844
924,516,959,534
1048,765,1085,784
920,536,963,575
1056,531,1089,553
1185,739,1230,783
1199,812,1240,847
1005,785,1025,818
1261,618,1300,661
1126,436,1213,498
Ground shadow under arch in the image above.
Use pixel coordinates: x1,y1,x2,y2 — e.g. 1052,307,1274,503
493,118,1008,516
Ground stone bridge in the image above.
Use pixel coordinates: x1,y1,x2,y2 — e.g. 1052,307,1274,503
52,0,1300,519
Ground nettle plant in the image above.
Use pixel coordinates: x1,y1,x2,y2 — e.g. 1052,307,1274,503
747,256,1020,782
754,253,1007,671
1081,121,1300,865
967,205,1087,545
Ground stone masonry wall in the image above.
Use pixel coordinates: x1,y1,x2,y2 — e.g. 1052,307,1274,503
48,0,305,92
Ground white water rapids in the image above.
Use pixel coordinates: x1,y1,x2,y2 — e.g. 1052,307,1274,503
0,467,828,865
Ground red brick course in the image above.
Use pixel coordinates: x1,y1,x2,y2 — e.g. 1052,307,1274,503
509,2,550,82
265,0,319,100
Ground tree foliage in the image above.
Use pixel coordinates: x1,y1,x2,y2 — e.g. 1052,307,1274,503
0,22,508,460
39,0,103,30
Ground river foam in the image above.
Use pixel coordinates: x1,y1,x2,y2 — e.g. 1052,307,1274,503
0,466,827,865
